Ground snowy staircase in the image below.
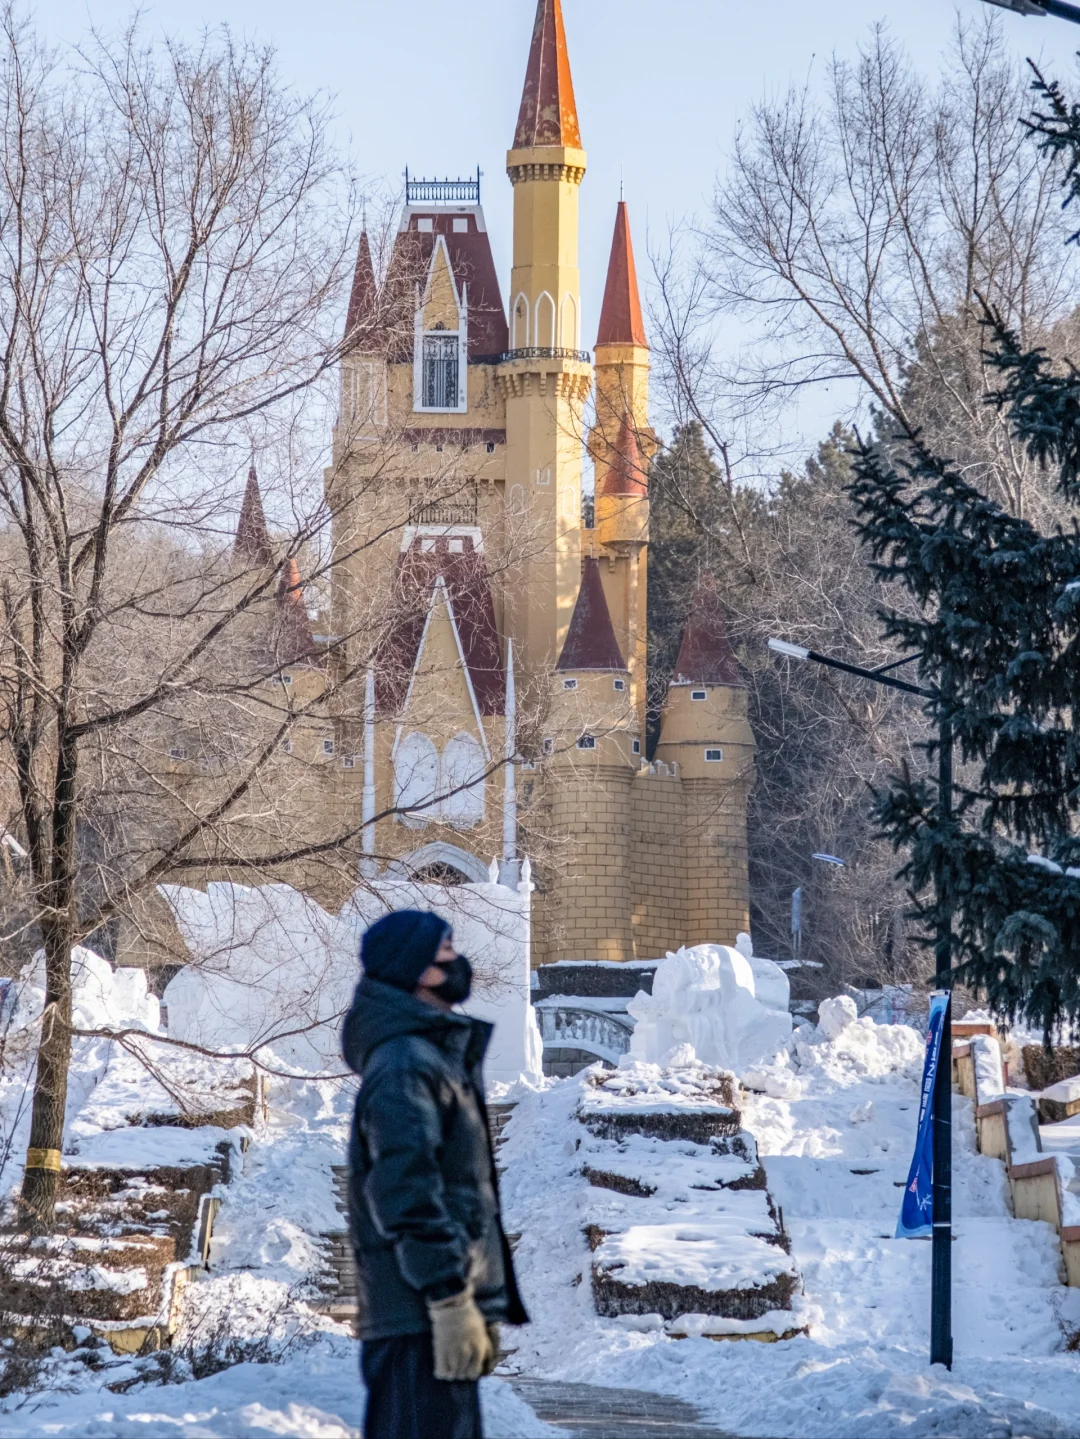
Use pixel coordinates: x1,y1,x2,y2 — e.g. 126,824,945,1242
315,1102,519,1329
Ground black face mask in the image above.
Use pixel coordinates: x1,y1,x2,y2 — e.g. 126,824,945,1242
429,955,472,1005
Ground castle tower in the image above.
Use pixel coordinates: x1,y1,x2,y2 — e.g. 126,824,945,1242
235,464,273,568
499,0,592,689
591,202,652,736
546,556,637,960
654,579,755,942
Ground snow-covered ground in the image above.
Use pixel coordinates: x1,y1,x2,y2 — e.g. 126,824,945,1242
499,1014,1080,1438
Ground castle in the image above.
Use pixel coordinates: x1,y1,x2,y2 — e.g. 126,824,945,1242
223,0,756,967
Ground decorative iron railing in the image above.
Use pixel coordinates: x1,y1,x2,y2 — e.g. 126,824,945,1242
409,492,479,527
498,347,592,365
405,168,481,205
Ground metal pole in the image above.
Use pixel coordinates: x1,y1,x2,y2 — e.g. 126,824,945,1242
930,717,953,1368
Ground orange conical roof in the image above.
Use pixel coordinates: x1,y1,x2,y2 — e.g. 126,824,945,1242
556,557,626,672
345,230,377,340
672,577,742,687
596,202,648,349
600,414,648,499
235,465,273,567
275,556,316,665
514,0,581,150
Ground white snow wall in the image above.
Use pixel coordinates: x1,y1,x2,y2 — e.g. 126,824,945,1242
160,874,542,1084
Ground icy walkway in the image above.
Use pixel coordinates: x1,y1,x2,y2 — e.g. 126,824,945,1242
511,1377,735,1437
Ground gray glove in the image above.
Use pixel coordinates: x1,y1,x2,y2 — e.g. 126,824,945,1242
427,1286,493,1382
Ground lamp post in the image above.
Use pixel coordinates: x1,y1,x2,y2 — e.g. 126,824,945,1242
982,0,1080,20
768,638,954,1369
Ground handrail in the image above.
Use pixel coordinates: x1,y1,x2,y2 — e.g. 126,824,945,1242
498,347,592,365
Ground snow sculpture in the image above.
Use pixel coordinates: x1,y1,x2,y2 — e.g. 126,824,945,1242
160,871,543,1084
15,945,160,1033
627,940,792,1074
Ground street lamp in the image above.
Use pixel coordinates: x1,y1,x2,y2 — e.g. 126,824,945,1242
768,637,954,1370
983,0,1080,20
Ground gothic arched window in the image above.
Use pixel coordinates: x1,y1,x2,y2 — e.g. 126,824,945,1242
395,731,439,828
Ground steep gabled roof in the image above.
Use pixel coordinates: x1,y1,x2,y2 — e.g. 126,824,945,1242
275,557,317,666
600,414,648,498
386,213,508,362
514,0,581,150
556,557,626,672
596,202,648,349
672,578,742,688
375,536,505,716
344,230,377,342
235,465,272,567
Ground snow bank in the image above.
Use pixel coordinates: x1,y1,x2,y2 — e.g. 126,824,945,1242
626,940,792,1074
15,946,160,1034
971,1033,1005,1103
161,876,542,1083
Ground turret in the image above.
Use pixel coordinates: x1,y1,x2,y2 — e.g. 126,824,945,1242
655,578,755,941
592,201,652,460
499,0,591,680
235,464,273,569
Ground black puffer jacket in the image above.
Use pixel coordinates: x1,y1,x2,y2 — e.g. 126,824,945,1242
342,976,528,1342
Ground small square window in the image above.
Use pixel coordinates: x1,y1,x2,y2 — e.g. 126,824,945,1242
486,441,496,454
453,217,468,233
632,739,641,755
691,689,707,701
168,745,187,761
613,678,626,692
562,677,578,690
705,747,723,762
417,217,433,233
322,738,335,756
542,737,555,756
421,538,436,553
577,734,596,750
448,538,463,553
342,755,355,770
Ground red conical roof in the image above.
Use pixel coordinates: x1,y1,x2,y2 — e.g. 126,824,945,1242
600,414,648,498
345,231,377,340
672,578,742,687
275,556,316,665
596,202,648,349
235,465,273,567
556,557,626,672
514,0,581,150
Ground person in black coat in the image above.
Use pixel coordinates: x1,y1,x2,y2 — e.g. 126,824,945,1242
342,910,528,1439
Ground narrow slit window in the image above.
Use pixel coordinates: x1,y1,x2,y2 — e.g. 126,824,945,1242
632,738,641,755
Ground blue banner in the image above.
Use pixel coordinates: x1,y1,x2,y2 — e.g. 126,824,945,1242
896,991,949,1239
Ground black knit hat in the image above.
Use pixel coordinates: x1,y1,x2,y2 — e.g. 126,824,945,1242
360,910,451,992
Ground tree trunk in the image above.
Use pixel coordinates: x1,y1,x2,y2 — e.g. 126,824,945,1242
19,730,78,1232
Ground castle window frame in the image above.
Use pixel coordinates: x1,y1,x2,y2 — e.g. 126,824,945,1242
704,747,723,763
542,737,555,756
322,737,335,756
486,441,496,454
168,745,187,761
421,333,460,410
281,739,293,754
577,733,596,750
691,689,707,701
632,738,641,755
453,217,469,234
562,677,578,690
613,677,626,692
341,755,356,770
280,673,293,686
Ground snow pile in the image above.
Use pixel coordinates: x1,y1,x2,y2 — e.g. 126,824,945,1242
161,877,542,1082
626,936,792,1073
971,1032,1006,1103
593,1220,794,1293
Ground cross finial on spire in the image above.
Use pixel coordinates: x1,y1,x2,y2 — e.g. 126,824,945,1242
514,0,581,149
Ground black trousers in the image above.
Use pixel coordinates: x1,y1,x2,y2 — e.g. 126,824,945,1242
361,1332,482,1439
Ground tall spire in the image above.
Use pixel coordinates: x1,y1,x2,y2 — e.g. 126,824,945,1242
673,577,742,687
345,230,377,340
599,414,647,499
514,0,581,149
235,465,273,567
596,202,648,349
556,558,626,671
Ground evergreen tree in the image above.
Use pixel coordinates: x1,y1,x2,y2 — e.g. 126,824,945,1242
848,69,1080,1037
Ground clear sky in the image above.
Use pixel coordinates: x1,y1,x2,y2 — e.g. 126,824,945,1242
27,0,1080,452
